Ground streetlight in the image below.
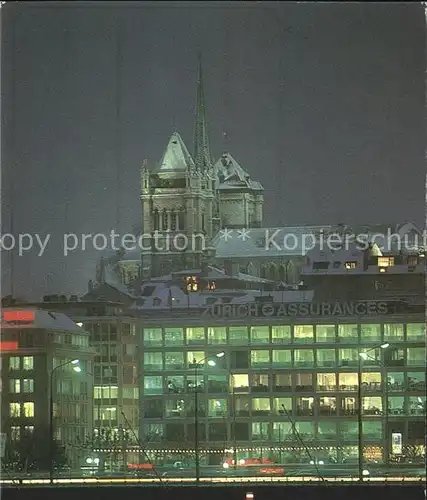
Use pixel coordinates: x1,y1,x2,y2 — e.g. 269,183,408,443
194,352,225,483
49,358,80,483
357,343,389,481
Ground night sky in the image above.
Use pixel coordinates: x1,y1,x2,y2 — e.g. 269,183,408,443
1,1,425,299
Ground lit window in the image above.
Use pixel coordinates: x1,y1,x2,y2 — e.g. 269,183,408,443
294,349,314,367
94,386,118,399
24,425,34,434
316,349,336,367
250,326,269,344
316,325,336,342
272,350,292,366
10,426,20,441
143,328,163,346
271,326,291,343
232,374,249,389
22,357,34,371
9,403,20,417
293,325,314,343
208,399,227,417
184,276,199,292
360,324,381,341
96,406,117,422
186,328,205,344
187,351,205,366
378,256,395,267
250,350,270,366
207,327,226,345
143,352,163,369
9,357,20,370
338,324,358,342
164,328,184,345
252,398,271,412
228,326,248,344
406,323,425,341
344,262,357,269
23,402,34,418
22,379,34,393
143,376,163,395
9,379,21,393
384,324,404,341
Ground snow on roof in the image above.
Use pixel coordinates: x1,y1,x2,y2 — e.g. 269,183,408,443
214,152,263,191
103,267,135,296
1,308,86,333
153,132,194,173
212,226,335,258
131,281,314,311
131,285,314,310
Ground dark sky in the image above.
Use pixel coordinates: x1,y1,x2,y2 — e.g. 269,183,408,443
1,1,425,299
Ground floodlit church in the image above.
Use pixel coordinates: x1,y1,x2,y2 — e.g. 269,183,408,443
107,59,266,283
95,60,424,292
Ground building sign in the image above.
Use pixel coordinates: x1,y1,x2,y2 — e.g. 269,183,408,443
203,301,389,319
2,310,35,323
0,341,19,351
391,432,402,455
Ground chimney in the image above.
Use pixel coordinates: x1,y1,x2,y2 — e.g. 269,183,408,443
88,280,93,292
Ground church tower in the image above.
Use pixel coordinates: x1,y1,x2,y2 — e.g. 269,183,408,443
213,152,264,229
139,58,215,278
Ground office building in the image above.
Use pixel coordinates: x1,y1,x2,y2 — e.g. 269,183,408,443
0,308,94,469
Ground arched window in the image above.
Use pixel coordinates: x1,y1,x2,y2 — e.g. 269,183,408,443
162,209,168,231
171,211,177,231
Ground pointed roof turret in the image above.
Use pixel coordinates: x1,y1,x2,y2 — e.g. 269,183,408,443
154,132,195,174
193,55,212,171
214,152,264,191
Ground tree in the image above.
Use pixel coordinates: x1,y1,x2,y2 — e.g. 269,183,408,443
4,427,68,472
74,426,133,472
402,444,425,463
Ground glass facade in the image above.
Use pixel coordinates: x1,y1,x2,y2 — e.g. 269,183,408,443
139,320,426,466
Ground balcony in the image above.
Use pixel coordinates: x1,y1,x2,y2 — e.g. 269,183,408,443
387,407,404,416
233,386,249,394
295,385,314,392
318,385,337,392
165,409,186,418
361,382,382,392
408,381,426,391
251,384,269,393
207,381,228,394
362,407,383,416
339,384,358,391
340,408,359,416
388,382,405,392
273,385,292,392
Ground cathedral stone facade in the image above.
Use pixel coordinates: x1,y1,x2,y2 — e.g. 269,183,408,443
135,59,264,279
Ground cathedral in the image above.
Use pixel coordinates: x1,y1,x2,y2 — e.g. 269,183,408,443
95,60,423,291
121,58,264,281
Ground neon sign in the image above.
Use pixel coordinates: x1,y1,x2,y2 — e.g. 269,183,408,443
2,310,35,323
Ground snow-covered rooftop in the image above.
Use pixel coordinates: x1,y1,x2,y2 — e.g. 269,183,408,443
214,152,263,191
213,226,335,258
131,282,314,310
1,308,87,333
153,132,194,174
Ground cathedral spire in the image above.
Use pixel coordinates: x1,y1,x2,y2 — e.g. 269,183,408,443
193,54,211,171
